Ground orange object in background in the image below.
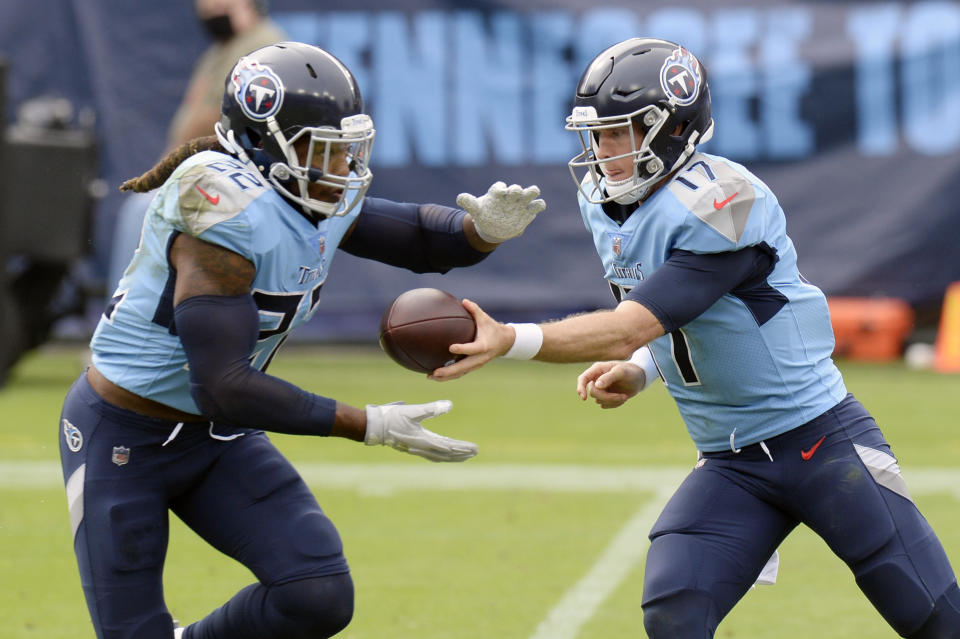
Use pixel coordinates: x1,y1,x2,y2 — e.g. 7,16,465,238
827,297,915,362
934,282,960,373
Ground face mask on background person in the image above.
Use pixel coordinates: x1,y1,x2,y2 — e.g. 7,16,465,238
202,14,234,42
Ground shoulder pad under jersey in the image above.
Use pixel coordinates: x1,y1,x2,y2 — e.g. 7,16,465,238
666,154,758,246
172,154,267,237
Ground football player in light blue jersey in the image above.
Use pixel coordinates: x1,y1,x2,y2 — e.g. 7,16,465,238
434,38,960,637
58,43,544,639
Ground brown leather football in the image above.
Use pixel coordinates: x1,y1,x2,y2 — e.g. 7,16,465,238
379,288,477,373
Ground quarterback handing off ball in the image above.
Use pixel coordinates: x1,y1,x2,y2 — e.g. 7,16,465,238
379,288,477,373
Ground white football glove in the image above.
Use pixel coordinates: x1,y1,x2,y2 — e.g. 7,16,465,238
456,181,546,243
365,400,477,462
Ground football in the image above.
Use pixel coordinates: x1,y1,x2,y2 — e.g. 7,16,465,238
379,288,477,374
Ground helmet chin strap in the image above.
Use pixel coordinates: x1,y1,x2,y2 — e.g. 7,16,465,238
605,176,648,204
267,163,338,219
605,154,664,204
266,118,346,220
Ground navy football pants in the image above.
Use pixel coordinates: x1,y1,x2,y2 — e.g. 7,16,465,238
641,394,960,638
59,372,351,639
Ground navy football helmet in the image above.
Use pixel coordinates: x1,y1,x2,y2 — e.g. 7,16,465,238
566,38,714,205
217,42,375,218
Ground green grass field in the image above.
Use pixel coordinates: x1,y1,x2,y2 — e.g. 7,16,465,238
2,344,959,638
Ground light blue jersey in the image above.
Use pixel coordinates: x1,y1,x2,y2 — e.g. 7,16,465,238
91,150,359,414
580,152,846,452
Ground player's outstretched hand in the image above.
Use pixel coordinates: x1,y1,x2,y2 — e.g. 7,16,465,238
576,361,646,409
430,299,514,381
365,400,477,462
457,181,546,243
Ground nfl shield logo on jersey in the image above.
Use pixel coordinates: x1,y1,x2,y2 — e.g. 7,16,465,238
111,446,131,467
310,230,327,257
608,231,630,256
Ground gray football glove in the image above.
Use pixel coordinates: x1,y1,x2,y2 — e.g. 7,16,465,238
364,400,477,462
457,181,546,243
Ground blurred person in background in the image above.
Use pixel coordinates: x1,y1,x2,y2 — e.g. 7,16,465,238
59,42,544,639
109,0,286,289
167,0,286,150
433,38,960,638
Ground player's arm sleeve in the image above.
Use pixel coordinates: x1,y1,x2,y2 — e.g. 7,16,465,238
174,294,338,436
624,244,778,332
339,196,490,273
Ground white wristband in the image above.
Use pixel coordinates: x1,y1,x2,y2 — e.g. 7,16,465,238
503,323,543,360
628,345,659,391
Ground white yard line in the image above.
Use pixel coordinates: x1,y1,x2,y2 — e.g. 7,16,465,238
9,461,959,494
527,485,674,639
9,461,960,639
0,461,66,488
1,461,693,492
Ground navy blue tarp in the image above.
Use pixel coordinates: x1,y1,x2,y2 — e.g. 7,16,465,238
2,1,958,339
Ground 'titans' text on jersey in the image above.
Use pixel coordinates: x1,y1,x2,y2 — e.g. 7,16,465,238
91,151,357,414
579,152,847,452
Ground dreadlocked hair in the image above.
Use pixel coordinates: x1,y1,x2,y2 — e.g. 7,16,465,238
119,136,226,193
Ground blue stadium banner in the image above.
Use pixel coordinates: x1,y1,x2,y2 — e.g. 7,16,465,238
2,1,958,338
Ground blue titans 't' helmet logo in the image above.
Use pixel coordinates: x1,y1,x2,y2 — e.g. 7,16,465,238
659,47,702,107
231,57,285,122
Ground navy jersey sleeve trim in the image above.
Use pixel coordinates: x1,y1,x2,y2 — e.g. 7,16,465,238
624,244,783,332
340,196,489,273
729,247,790,327
151,231,182,335
174,294,337,436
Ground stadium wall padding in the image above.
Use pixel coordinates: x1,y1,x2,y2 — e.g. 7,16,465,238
1,0,958,339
